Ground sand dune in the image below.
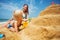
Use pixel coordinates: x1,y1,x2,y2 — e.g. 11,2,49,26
40,4,60,16
31,14,60,26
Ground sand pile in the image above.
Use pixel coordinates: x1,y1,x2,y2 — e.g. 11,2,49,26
19,25,60,40
31,15,60,26
31,4,60,26
40,4,60,16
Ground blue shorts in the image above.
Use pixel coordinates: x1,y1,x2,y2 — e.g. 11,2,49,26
8,24,12,28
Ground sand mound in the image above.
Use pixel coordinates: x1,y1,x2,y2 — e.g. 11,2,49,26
31,15,60,26
19,25,60,40
31,4,60,26
40,4,60,16
19,15,60,40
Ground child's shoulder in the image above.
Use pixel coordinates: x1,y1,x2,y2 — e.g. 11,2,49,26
13,20,17,22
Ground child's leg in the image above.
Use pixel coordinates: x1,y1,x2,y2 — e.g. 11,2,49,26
9,27,15,32
2,21,10,27
14,21,18,33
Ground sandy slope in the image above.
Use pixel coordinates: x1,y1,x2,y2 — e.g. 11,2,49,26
40,4,60,16
31,15,60,26
19,15,60,40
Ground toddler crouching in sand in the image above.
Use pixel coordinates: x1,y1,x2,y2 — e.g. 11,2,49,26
3,19,18,32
